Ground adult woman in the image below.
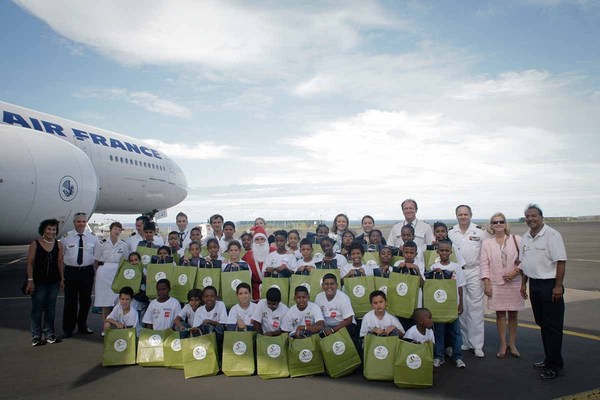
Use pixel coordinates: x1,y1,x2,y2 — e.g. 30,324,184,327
330,213,349,251
480,212,524,358
94,222,128,322
356,215,387,249
26,219,64,346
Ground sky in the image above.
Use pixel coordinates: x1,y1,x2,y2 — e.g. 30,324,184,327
1,0,599,223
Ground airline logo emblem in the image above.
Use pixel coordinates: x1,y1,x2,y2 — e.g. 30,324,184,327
59,176,77,202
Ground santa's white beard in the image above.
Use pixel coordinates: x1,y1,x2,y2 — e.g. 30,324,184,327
252,242,269,263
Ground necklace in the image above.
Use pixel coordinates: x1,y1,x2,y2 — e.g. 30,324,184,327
42,237,55,244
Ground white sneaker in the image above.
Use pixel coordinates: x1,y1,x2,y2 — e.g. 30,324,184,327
474,348,485,358
455,359,466,368
445,347,453,358
433,358,444,368
461,344,471,351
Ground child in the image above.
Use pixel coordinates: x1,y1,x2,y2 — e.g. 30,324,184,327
373,246,394,277
192,286,227,335
306,223,329,244
341,243,375,278
360,290,405,338
129,251,150,318
240,232,253,252
394,241,425,330
137,222,161,248
168,230,185,261
282,286,324,338
226,283,257,331
180,241,206,267
315,274,357,339
220,221,237,254
189,227,203,244
403,308,435,344
174,288,203,333
142,279,182,330
204,238,223,269
103,286,139,335
296,239,316,275
427,222,450,250
428,241,466,368
264,230,297,277
150,246,174,264
367,229,384,252
356,215,375,248
251,287,289,336
287,229,301,260
222,240,250,271
400,225,425,265
315,236,348,270
338,230,356,260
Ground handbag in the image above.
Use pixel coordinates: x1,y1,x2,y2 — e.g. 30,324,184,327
256,334,289,379
170,266,197,303
363,334,398,381
393,340,434,388
387,269,421,318
423,271,458,323
343,275,374,319
102,328,137,367
319,327,361,378
222,331,256,376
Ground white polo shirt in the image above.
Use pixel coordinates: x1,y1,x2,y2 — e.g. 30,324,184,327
520,224,567,280
61,229,98,266
387,219,434,249
448,223,490,270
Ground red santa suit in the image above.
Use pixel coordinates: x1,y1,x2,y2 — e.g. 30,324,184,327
242,226,276,301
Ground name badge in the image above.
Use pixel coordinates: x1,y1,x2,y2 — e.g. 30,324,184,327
469,236,480,241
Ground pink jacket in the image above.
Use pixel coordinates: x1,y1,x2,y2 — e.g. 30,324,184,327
480,235,522,285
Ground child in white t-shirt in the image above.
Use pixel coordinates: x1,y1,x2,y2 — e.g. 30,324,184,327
265,230,297,278
227,282,257,331
296,239,316,275
251,287,289,336
287,229,302,260
403,308,435,344
341,243,375,279
192,285,227,335
360,290,405,338
142,279,182,330
174,288,202,333
282,286,324,338
103,286,139,335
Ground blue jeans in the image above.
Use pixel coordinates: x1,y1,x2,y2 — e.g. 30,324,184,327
30,282,60,338
434,319,463,360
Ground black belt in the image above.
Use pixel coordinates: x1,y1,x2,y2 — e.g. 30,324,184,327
65,264,94,268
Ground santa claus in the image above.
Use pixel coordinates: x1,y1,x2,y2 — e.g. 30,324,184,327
242,225,276,301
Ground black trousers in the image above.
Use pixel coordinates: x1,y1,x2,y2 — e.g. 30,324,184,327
62,265,95,334
529,278,565,370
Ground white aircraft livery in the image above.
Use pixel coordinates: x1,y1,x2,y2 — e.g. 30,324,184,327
0,101,188,245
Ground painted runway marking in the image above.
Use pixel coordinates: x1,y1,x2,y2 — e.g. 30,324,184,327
0,256,26,269
557,388,600,400
571,258,600,263
484,318,600,341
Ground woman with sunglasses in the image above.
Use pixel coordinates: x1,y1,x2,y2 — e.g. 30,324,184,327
480,212,524,359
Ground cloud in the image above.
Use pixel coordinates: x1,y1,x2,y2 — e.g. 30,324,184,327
74,87,191,118
142,139,236,160
451,70,559,100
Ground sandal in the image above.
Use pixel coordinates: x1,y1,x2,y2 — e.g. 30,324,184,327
508,344,520,358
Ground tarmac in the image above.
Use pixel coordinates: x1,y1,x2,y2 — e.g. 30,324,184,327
1,221,599,400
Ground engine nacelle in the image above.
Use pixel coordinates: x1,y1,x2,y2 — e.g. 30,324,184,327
0,126,99,244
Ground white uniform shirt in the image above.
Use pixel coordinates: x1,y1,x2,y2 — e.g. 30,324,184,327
265,252,298,273
427,261,466,304
520,224,567,280
227,303,258,326
192,301,228,327
94,238,129,263
62,229,98,266
177,304,197,325
314,290,356,327
142,297,181,330
251,299,289,333
360,310,404,337
387,219,434,249
177,228,191,250
281,302,324,333
107,303,139,328
403,325,435,343
448,223,490,270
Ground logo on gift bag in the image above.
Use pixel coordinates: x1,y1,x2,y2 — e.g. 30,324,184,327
332,341,346,356
193,345,207,360
267,344,281,358
301,282,311,293
155,271,167,281
374,345,389,360
171,339,181,352
202,276,213,287
141,255,151,265
123,269,136,279
149,334,162,347
270,284,280,290
233,341,247,355
299,349,313,363
434,289,448,303
114,339,128,352
178,274,188,285
379,285,388,294
366,260,378,269
406,354,422,369
231,278,242,291
396,282,408,296
352,285,365,298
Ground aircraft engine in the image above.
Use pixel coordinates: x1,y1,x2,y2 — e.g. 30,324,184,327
0,126,99,244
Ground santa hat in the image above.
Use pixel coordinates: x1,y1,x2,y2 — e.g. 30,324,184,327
251,225,268,240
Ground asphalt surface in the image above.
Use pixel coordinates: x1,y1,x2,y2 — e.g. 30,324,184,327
1,222,599,400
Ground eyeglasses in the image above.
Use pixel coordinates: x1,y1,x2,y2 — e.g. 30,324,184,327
492,221,506,225
74,212,87,217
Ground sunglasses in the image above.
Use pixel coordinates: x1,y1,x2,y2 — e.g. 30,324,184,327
492,220,506,225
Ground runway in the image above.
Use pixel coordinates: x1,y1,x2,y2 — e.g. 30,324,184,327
1,222,599,400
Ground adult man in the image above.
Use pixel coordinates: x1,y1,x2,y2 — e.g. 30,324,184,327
61,212,98,337
127,215,163,254
387,199,434,249
520,204,567,380
202,214,224,246
175,212,191,249
448,204,490,358
242,226,275,301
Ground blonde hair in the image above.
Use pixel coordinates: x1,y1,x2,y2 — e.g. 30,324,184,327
487,212,511,235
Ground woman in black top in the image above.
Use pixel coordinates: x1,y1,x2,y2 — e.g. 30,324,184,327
26,219,64,346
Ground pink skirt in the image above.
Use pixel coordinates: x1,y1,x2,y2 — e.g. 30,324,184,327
488,278,524,311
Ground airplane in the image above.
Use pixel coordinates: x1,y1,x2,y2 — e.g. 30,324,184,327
0,101,188,245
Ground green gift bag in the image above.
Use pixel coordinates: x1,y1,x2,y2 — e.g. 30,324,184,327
222,331,256,376
363,334,399,381
256,334,289,379
343,276,374,319
261,277,290,304
163,330,184,369
423,276,458,323
309,269,341,302
424,250,458,270
311,244,325,258
181,333,220,378
102,328,137,367
171,266,197,303
288,335,325,377
194,267,221,293
387,272,421,318
288,274,313,306
136,246,158,265
319,327,361,378
373,276,389,296
362,252,380,265
392,256,405,266
146,264,175,299
393,340,434,388
111,260,142,294
137,328,171,367
221,270,251,308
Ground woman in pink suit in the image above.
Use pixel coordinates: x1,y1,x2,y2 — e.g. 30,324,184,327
481,212,524,358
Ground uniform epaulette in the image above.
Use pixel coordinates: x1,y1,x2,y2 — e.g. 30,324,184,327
130,232,136,236
476,225,483,230
101,238,107,243
448,226,454,231
62,232,69,238
120,239,128,243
